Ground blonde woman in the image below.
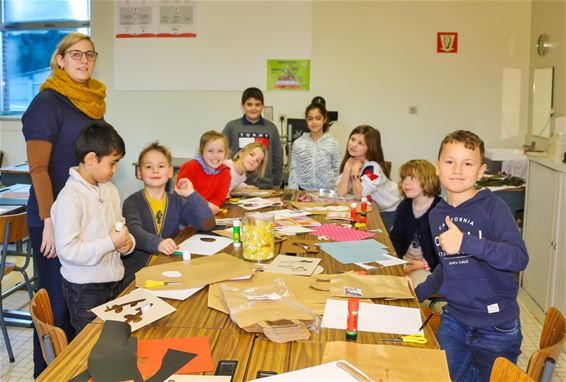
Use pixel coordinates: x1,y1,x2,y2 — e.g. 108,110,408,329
22,32,106,377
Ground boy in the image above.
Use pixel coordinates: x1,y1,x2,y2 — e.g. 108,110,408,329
416,130,528,382
52,121,135,334
121,141,215,290
222,87,283,189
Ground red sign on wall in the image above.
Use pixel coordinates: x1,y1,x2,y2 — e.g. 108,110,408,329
437,32,458,53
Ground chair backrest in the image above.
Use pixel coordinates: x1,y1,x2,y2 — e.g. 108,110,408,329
0,212,28,243
527,307,566,381
490,357,533,382
30,289,68,364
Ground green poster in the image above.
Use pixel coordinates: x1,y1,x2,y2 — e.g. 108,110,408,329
267,59,310,91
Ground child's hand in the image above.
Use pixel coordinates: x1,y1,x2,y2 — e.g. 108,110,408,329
174,178,195,197
208,202,221,215
158,238,178,255
350,159,363,177
439,216,463,255
110,226,133,253
404,259,426,274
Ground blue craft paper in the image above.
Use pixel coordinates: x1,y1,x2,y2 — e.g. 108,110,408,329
319,239,391,264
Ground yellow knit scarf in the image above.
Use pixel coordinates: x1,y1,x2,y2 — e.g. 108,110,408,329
39,68,106,119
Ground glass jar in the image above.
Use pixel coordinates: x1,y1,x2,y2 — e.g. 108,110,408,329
242,212,275,262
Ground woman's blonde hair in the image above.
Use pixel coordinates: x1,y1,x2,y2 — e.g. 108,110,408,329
199,130,230,159
398,159,440,197
233,142,267,178
50,32,95,71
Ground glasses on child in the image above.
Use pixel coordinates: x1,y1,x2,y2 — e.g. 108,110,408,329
65,50,98,61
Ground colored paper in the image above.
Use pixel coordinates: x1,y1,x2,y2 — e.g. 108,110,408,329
178,234,232,256
312,224,375,242
137,336,213,379
319,239,390,264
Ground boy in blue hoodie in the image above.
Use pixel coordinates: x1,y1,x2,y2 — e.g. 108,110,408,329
416,130,528,382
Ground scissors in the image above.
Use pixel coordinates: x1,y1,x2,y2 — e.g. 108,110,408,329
381,334,428,344
144,280,182,288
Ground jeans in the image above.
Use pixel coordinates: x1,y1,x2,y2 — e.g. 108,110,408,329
437,310,522,382
62,278,121,334
30,227,74,378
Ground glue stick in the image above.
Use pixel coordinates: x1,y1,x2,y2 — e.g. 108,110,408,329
346,298,359,341
350,202,357,225
360,197,368,224
233,219,241,247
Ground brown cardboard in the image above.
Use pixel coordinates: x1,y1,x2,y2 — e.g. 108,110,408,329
322,341,450,381
135,253,256,290
311,272,413,299
290,202,373,214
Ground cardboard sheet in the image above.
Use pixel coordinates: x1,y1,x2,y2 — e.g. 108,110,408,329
135,253,256,290
247,360,366,381
322,342,450,381
263,255,322,276
290,202,373,214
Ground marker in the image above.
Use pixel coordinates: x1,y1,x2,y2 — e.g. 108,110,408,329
418,312,435,332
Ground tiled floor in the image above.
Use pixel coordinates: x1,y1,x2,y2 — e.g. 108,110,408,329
1,285,565,381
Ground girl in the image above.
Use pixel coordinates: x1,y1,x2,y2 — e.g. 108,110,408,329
224,142,267,195
177,131,231,214
288,102,340,190
122,142,215,290
336,125,401,230
389,160,441,287
22,32,106,376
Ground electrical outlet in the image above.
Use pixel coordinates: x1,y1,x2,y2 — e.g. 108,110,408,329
409,106,418,115
279,114,287,122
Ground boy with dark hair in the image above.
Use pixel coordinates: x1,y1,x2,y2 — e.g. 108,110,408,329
222,87,283,189
416,130,529,381
51,121,135,334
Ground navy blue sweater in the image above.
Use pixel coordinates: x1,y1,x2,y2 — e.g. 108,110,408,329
121,190,214,285
390,196,441,270
416,189,528,327
22,89,100,227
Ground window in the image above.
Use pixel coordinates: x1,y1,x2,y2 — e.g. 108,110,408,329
1,0,90,114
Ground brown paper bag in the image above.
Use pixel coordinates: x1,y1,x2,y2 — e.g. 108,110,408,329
209,272,331,315
322,341,450,381
135,253,255,290
219,279,316,337
311,272,413,299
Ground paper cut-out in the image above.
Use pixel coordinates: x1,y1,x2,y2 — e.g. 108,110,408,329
91,289,176,332
312,224,375,242
178,234,232,256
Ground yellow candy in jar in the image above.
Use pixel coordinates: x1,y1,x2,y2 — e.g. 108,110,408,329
242,212,275,261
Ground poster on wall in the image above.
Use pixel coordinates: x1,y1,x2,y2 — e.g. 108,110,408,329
437,32,458,53
115,0,197,38
267,60,311,91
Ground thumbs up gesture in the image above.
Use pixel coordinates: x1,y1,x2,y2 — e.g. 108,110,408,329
439,216,463,255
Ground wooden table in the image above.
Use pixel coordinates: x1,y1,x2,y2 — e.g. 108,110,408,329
37,192,439,381
0,163,31,186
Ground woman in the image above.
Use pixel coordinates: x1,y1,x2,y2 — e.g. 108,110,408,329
22,32,106,377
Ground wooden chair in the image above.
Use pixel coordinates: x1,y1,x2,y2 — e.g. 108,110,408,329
527,307,566,381
490,357,534,382
0,211,34,362
30,288,69,364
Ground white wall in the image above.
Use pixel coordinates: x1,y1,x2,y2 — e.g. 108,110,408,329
1,0,532,200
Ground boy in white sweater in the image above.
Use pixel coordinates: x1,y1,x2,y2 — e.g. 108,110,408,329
52,121,135,334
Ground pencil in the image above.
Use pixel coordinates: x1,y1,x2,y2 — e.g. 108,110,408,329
418,312,434,331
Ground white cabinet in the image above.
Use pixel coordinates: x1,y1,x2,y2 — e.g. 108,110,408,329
522,156,566,314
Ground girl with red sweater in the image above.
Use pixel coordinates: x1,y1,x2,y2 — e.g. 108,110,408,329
177,131,231,214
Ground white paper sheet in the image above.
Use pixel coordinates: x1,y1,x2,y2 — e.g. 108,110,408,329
178,234,233,256
141,286,203,301
247,360,363,381
321,299,424,335
355,254,407,269
276,226,315,235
